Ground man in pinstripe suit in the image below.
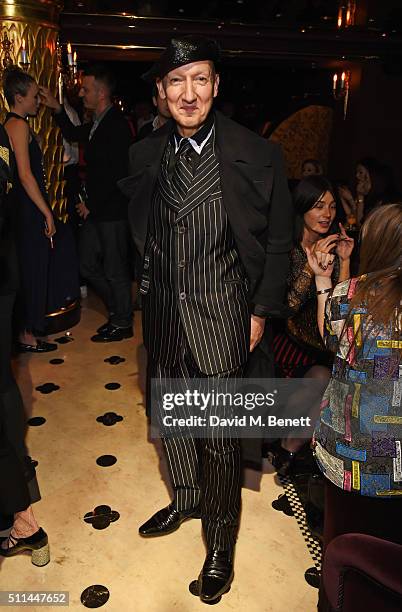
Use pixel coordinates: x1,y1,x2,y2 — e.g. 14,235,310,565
120,37,293,603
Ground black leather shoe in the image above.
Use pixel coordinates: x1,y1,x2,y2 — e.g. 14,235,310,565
266,439,307,477
96,320,111,335
139,503,200,537
17,340,57,353
91,325,133,343
198,550,234,604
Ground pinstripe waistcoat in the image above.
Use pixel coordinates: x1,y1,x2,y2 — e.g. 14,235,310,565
141,129,249,375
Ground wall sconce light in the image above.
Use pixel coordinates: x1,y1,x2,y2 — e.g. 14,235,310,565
67,42,73,67
337,1,356,29
0,31,15,73
19,38,30,71
332,70,351,119
59,42,80,101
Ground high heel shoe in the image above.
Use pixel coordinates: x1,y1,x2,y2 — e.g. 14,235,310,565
0,528,50,566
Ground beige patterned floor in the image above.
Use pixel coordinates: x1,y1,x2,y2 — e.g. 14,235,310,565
0,293,318,612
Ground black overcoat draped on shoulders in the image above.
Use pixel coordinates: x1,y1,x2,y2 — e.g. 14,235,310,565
120,110,293,317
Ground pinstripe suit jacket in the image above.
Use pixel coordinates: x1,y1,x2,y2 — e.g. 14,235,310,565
120,111,293,371
141,134,250,374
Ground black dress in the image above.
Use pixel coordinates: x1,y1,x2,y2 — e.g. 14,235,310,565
273,244,337,378
0,124,31,516
4,112,50,335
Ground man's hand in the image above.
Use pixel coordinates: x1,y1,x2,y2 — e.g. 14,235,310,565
76,201,90,220
39,86,62,113
250,314,266,352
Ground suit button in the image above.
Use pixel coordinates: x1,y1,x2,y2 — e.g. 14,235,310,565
177,226,186,234
179,292,186,300
178,260,186,268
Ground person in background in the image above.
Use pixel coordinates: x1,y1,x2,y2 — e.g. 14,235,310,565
62,92,81,239
40,64,134,342
270,176,354,475
134,99,154,134
220,100,236,119
339,157,399,226
0,422,49,567
3,68,57,353
302,158,323,178
136,84,171,141
0,122,48,567
306,202,402,609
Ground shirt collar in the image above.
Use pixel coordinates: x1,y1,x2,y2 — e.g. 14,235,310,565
94,104,113,124
173,112,214,154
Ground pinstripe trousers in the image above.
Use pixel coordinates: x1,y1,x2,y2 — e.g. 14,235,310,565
148,329,243,552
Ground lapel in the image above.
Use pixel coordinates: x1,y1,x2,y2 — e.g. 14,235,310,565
215,110,274,203
87,106,114,147
158,140,181,211
119,121,172,255
170,134,221,222
214,110,275,245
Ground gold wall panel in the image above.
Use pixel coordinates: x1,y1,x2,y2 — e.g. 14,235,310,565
270,105,334,180
0,1,66,217
0,1,64,26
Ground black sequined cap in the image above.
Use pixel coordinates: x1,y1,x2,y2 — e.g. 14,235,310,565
142,36,220,81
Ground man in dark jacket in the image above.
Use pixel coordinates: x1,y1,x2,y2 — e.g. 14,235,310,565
41,65,134,341
120,37,293,603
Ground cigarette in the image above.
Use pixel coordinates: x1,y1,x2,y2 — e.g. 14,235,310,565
50,236,54,249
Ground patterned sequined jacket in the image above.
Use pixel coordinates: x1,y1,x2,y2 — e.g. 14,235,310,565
314,274,402,497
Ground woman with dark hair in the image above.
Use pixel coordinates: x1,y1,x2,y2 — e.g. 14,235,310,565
3,67,56,352
306,202,402,607
339,157,399,226
269,176,354,474
301,158,323,178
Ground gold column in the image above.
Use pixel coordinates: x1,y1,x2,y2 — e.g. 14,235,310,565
0,1,66,217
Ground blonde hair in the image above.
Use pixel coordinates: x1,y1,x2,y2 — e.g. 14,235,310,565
351,202,402,326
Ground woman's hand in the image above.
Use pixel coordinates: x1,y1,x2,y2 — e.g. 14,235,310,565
338,185,355,216
356,179,370,197
306,245,334,278
306,248,333,340
308,234,338,270
313,234,339,254
338,185,354,205
44,212,56,238
335,223,354,261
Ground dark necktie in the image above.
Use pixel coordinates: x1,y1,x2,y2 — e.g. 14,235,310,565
171,138,194,201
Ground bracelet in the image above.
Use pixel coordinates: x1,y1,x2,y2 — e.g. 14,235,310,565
316,287,332,296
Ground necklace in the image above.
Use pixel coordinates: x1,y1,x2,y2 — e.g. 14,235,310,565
8,111,28,122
